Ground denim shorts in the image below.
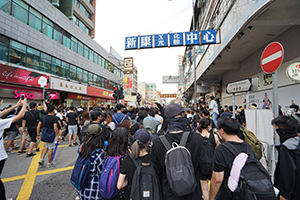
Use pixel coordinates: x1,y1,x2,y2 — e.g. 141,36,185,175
44,140,55,149
68,125,78,135
7,131,18,141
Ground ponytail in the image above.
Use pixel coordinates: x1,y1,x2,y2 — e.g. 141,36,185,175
130,140,146,160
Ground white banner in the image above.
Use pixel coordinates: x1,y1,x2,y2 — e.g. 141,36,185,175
50,77,87,94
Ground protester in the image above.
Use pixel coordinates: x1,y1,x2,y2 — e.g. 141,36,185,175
66,106,79,147
272,115,300,200
112,104,128,128
76,124,105,200
208,96,219,129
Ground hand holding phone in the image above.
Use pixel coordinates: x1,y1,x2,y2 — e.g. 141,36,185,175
21,94,25,100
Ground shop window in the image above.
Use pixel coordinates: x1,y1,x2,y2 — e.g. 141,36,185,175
61,61,69,78
84,45,89,59
41,17,53,38
9,40,26,66
71,37,78,52
0,36,9,62
77,41,84,56
70,65,77,80
28,7,42,32
51,57,62,76
40,53,51,73
89,49,94,62
76,67,83,81
82,70,88,83
12,0,29,24
0,0,11,14
26,46,40,70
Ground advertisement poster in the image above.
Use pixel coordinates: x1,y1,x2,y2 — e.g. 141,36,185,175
0,64,49,88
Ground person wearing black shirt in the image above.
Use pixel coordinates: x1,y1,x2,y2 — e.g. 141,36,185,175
151,103,206,200
36,105,59,167
66,106,78,147
22,101,47,157
209,117,258,200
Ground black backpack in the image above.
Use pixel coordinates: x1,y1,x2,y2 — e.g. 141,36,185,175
223,142,276,200
129,154,162,200
159,132,197,197
201,133,215,179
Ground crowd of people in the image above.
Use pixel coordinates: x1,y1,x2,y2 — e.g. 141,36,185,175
0,95,299,200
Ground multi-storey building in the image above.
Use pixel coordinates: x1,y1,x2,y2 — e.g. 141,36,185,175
0,0,123,107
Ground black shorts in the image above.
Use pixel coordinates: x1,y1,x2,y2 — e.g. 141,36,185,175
28,128,37,142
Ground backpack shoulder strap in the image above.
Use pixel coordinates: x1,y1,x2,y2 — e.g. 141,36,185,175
222,142,240,157
129,154,142,168
159,135,171,150
179,131,190,146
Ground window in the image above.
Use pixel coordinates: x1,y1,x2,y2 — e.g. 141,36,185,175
26,46,40,70
42,16,53,38
76,68,83,81
28,7,42,32
96,76,102,87
40,53,51,73
89,49,94,62
9,40,26,66
71,37,78,52
53,25,63,44
63,35,70,49
0,36,9,62
61,61,69,78
84,45,89,59
0,0,12,14
12,0,29,24
82,70,88,83
51,58,62,76
78,41,84,56
70,65,77,80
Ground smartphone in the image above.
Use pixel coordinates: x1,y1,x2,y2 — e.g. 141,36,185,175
21,94,25,100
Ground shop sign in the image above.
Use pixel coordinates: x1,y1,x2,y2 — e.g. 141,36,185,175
49,92,59,99
286,62,300,81
160,94,177,98
14,90,35,99
51,77,87,94
0,64,49,88
0,84,43,99
87,86,114,99
197,85,210,93
201,78,220,87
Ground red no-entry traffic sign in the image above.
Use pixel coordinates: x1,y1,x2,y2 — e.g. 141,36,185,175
261,42,284,74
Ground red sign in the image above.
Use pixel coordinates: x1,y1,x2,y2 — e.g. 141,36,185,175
0,64,49,88
0,84,43,99
87,86,114,99
261,42,284,74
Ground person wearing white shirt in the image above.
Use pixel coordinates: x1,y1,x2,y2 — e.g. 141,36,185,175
208,96,219,129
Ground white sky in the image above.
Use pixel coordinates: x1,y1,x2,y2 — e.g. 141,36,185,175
94,0,193,94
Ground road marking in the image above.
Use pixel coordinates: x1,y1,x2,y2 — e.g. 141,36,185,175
262,51,282,65
16,142,44,200
2,166,74,183
10,144,70,153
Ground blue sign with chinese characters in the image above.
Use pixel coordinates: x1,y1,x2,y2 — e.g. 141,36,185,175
185,31,200,45
154,34,168,47
125,36,138,50
170,32,184,46
201,29,216,44
139,35,153,48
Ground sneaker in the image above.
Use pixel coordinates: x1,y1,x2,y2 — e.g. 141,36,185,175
35,148,40,152
18,150,26,154
38,158,44,166
7,146,13,151
26,153,36,157
75,196,80,200
47,162,56,168
73,142,78,146
69,144,72,147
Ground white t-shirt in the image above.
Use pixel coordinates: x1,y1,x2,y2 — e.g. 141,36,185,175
209,100,219,115
0,118,14,161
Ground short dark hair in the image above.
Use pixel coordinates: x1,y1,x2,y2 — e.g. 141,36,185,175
198,118,211,133
70,106,75,110
148,109,156,117
29,102,37,109
48,105,55,113
271,116,299,131
210,96,215,100
138,110,148,120
91,111,101,121
202,109,209,117
217,117,240,135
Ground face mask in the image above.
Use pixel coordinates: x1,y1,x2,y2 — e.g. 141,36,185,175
276,128,297,143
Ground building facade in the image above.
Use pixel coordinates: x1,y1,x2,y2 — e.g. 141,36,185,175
0,0,124,107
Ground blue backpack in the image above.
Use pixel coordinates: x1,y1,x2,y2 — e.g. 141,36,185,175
70,145,91,190
99,155,122,199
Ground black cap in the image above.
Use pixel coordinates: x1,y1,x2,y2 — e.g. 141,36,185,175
164,103,190,119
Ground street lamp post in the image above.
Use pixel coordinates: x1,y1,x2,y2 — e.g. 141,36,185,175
192,0,197,110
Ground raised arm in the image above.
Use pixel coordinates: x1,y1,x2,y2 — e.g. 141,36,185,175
12,99,27,123
0,100,22,118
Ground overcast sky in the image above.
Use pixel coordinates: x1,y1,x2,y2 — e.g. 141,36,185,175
95,0,193,94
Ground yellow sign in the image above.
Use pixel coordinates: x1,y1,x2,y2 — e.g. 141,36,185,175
160,94,177,98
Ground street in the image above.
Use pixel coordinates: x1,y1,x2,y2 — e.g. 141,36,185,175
2,136,78,200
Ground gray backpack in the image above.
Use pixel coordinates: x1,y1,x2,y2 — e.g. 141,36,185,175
159,132,197,197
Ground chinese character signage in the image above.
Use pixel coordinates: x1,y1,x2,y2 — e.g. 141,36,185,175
125,30,217,50
154,34,168,47
201,78,220,87
51,77,87,94
139,35,153,48
125,36,138,50
185,31,200,45
160,94,177,98
170,32,184,46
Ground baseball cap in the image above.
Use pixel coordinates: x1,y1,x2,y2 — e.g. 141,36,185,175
143,116,157,132
86,124,103,144
164,103,190,119
220,112,232,118
134,128,152,147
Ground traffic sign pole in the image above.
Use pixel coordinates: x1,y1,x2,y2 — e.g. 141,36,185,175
273,71,279,144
